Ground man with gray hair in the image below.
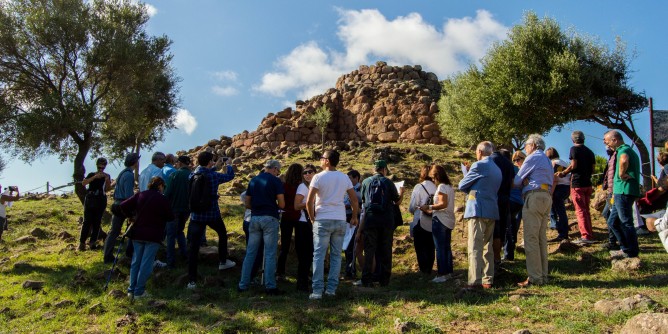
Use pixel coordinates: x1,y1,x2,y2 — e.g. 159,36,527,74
604,130,640,258
556,130,596,244
139,152,167,191
459,141,502,289
514,134,554,287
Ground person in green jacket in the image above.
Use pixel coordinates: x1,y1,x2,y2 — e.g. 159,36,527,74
164,155,193,268
604,130,641,258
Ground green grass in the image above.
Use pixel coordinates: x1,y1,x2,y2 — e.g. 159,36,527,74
1,143,667,333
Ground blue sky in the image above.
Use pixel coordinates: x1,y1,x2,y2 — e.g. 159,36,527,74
2,0,666,193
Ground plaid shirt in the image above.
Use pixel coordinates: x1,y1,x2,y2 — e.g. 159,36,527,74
189,165,235,222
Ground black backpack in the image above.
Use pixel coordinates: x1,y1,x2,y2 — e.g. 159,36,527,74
189,172,212,212
366,176,388,214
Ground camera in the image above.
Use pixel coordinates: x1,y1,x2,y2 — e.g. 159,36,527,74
8,186,18,192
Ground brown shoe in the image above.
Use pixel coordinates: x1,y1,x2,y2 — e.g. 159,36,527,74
517,279,533,288
482,283,493,289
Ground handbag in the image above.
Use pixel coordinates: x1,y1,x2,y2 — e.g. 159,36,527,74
420,184,434,217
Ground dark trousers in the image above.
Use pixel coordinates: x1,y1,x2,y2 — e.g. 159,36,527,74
413,223,435,274
0,217,6,239
188,218,229,282
550,184,570,239
103,212,133,263
294,220,314,288
243,220,263,279
494,197,510,243
165,212,189,266
80,203,106,245
362,224,393,286
432,218,453,275
277,219,297,276
504,201,523,260
607,194,639,257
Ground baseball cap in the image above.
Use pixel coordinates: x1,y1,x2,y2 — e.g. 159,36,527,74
264,159,281,169
374,160,388,169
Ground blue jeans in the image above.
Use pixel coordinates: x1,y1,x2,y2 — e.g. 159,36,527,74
238,216,279,290
550,185,570,239
607,194,639,257
165,212,188,266
432,218,453,275
128,241,159,296
243,220,264,279
312,219,347,295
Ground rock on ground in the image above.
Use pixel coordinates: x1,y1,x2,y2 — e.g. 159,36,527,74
620,313,668,334
594,294,658,315
612,257,641,272
22,280,45,291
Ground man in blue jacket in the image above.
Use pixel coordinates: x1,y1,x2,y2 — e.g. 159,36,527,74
459,141,502,289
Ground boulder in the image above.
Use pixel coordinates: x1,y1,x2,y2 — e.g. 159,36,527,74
30,227,49,239
620,313,668,334
612,257,641,272
22,280,45,291
594,294,658,315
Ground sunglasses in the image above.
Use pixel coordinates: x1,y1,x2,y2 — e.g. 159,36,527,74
512,158,524,162
303,170,315,175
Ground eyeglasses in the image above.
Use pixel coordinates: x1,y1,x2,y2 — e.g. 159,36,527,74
512,158,523,162
97,164,107,168
303,170,315,175
320,156,329,160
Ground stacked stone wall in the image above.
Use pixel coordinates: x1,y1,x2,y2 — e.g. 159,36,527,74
230,61,443,152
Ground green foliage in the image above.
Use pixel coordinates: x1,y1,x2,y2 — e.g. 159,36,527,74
307,105,332,150
0,0,179,201
592,155,608,186
437,12,646,150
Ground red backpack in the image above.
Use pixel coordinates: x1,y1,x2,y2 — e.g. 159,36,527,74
281,183,301,222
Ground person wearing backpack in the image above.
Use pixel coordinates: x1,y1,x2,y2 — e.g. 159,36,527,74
459,141,502,290
358,160,403,287
238,159,285,295
186,151,236,290
306,150,360,300
408,165,437,275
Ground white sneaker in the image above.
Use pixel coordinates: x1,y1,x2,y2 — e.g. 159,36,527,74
127,292,133,299
309,293,322,300
186,281,197,290
219,259,236,270
153,260,167,268
133,292,150,299
352,280,363,286
431,275,452,283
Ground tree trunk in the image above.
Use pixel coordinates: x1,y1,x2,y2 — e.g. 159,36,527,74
73,138,93,205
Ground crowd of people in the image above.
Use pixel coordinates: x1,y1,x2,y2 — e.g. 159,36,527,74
31,128,668,299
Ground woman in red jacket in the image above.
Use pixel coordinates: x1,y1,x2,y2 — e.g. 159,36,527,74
121,177,174,300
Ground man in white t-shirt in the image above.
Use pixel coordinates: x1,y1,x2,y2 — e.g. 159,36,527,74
306,150,359,300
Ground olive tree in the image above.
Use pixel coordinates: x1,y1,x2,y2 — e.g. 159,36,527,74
0,0,179,202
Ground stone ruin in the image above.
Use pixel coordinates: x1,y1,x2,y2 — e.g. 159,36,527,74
230,61,443,152
182,62,445,164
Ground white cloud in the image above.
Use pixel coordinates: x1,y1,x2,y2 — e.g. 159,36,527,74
212,70,238,82
144,3,157,17
212,85,239,97
255,9,508,99
174,108,197,135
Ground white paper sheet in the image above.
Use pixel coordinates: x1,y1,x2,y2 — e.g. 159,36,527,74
342,223,356,249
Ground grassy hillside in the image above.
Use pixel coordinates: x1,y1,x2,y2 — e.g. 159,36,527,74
1,143,667,333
